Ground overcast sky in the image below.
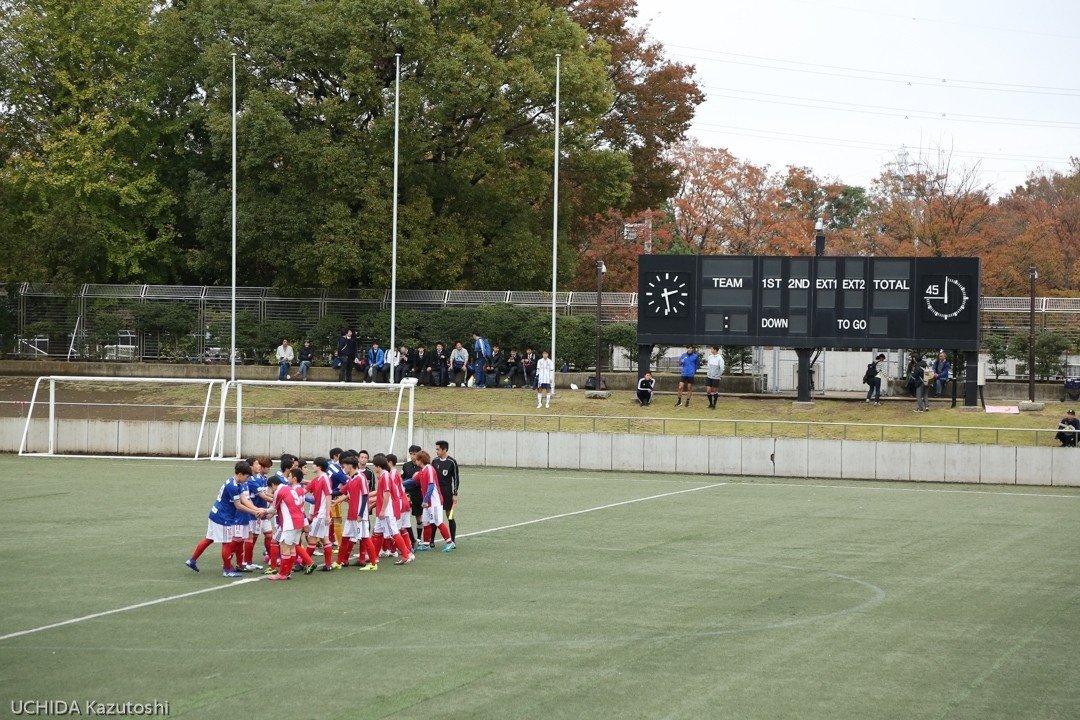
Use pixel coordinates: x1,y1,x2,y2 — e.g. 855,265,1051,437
632,0,1080,197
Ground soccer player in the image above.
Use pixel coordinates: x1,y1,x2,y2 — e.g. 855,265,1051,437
675,344,699,407
327,447,349,548
386,454,414,555
413,451,455,552
244,456,274,570
333,455,380,571
186,461,265,577
371,454,414,565
401,445,424,538
536,350,554,409
305,458,335,571
430,440,460,542
705,345,725,410
266,468,308,581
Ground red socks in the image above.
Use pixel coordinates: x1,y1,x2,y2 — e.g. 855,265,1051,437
192,538,213,560
268,542,280,570
220,542,234,570
336,539,353,566
295,545,313,566
362,538,378,566
438,523,452,542
392,533,411,558
400,531,413,554
232,540,244,569
281,555,295,577
243,539,254,565
329,522,337,544
423,525,433,544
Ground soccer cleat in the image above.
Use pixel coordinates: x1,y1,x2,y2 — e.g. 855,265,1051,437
536,402,542,409
442,542,457,552
185,558,199,573
235,565,252,573
675,399,681,407
415,542,431,552
245,563,263,571
391,551,400,558
222,570,243,578
393,555,414,565
685,400,689,408
331,562,345,569
358,563,378,572
318,565,334,572
266,573,290,581
262,566,277,575
304,562,317,575
545,402,550,408
379,549,390,558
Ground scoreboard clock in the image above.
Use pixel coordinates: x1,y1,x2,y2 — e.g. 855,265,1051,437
637,255,980,351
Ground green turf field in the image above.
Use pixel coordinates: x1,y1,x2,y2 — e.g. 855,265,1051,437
1,456,1078,719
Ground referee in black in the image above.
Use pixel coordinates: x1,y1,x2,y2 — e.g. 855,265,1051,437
431,440,459,542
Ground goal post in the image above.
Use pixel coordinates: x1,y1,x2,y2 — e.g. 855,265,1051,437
211,378,416,461
18,376,225,460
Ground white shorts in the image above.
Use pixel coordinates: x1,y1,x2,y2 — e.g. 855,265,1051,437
206,520,235,543
422,504,446,527
278,528,302,546
249,517,272,534
397,512,411,530
373,514,399,538
342,518,371,540
308,517,330,540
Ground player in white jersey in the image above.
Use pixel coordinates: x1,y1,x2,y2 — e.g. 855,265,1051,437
536,350,555,409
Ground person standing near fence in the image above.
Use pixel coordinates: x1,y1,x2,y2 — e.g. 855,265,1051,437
336,328,356,382
705,346,725,409
675,345,699,408
472,333,492,388
276,339,294,381
865,353,886,405
913,356,931,412
536,350,555,409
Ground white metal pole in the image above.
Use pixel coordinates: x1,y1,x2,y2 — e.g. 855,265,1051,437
230,53,237,384
48,378,55,455
406,384,415,451
550,54,561,372
235,382,243,459
389,53,400,371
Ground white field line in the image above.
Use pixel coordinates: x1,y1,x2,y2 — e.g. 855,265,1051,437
738,480,1080,499
0,482,728,643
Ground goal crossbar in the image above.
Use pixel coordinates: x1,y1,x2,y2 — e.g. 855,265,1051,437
211,379,416,461
18,376,225,460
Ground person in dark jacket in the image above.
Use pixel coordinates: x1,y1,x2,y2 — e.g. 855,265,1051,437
430,440,459,542
1057,409,1079,447
336,329,356,382
636,372,655,406
486,345,506,388
297,339,315,381
432,342,450,387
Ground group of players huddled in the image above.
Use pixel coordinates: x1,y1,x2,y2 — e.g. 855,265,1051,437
186,441,460,580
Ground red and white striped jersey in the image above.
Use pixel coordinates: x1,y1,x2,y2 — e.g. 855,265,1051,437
274,484,306,531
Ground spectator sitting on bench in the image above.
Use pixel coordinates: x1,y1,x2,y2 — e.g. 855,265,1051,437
931,351,951,396
1057,409,1079,447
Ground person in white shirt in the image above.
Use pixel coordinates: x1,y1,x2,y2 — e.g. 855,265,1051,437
705,345,725,409
449,342,469,387
536,350,555,409
275,339,294,381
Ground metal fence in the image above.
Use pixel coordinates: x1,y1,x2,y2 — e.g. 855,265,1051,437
4,282,1078,361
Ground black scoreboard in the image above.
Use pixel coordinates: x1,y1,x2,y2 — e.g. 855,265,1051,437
637,255,980,351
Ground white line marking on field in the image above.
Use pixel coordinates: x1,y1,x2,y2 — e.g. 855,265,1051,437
0,482,727,643
738,481,1080,499
0,578,261,641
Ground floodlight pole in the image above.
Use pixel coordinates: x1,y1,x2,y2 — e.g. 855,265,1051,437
389,53,400,368
550,53,560,377
230,53,237,384
1028,265,1037,402
594,260,605,391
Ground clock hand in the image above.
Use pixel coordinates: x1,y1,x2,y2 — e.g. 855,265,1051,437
663,294,671,313
943,277,948,305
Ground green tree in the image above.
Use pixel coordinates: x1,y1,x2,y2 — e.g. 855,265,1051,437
0,0,180,286
983,333,1009,379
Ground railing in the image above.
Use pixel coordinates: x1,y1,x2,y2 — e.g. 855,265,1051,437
4,400,1069,447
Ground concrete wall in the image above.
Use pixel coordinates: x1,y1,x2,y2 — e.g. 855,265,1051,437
3,416,1078,487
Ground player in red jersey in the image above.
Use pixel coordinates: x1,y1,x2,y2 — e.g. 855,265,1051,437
305,458,335,571
412,451,454,551
289,461,317,574
386,454,413,557
371,454,414,565
267,467,308,580
331,455,380,571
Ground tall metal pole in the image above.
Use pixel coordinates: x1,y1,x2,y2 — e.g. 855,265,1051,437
550,54,561,374
230,53,237,384
1028,265,1037,402
389,53,401,377
594,260,605,390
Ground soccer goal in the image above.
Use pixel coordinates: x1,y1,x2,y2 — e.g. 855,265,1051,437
210,378,416,461
18,376,225,460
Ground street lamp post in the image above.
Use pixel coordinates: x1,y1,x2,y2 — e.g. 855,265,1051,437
594,260,606,391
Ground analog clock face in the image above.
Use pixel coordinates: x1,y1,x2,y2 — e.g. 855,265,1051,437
923,275,969,320
644,272,689,316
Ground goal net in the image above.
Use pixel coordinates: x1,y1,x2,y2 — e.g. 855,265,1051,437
18,376,223,460
210,378,417,461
